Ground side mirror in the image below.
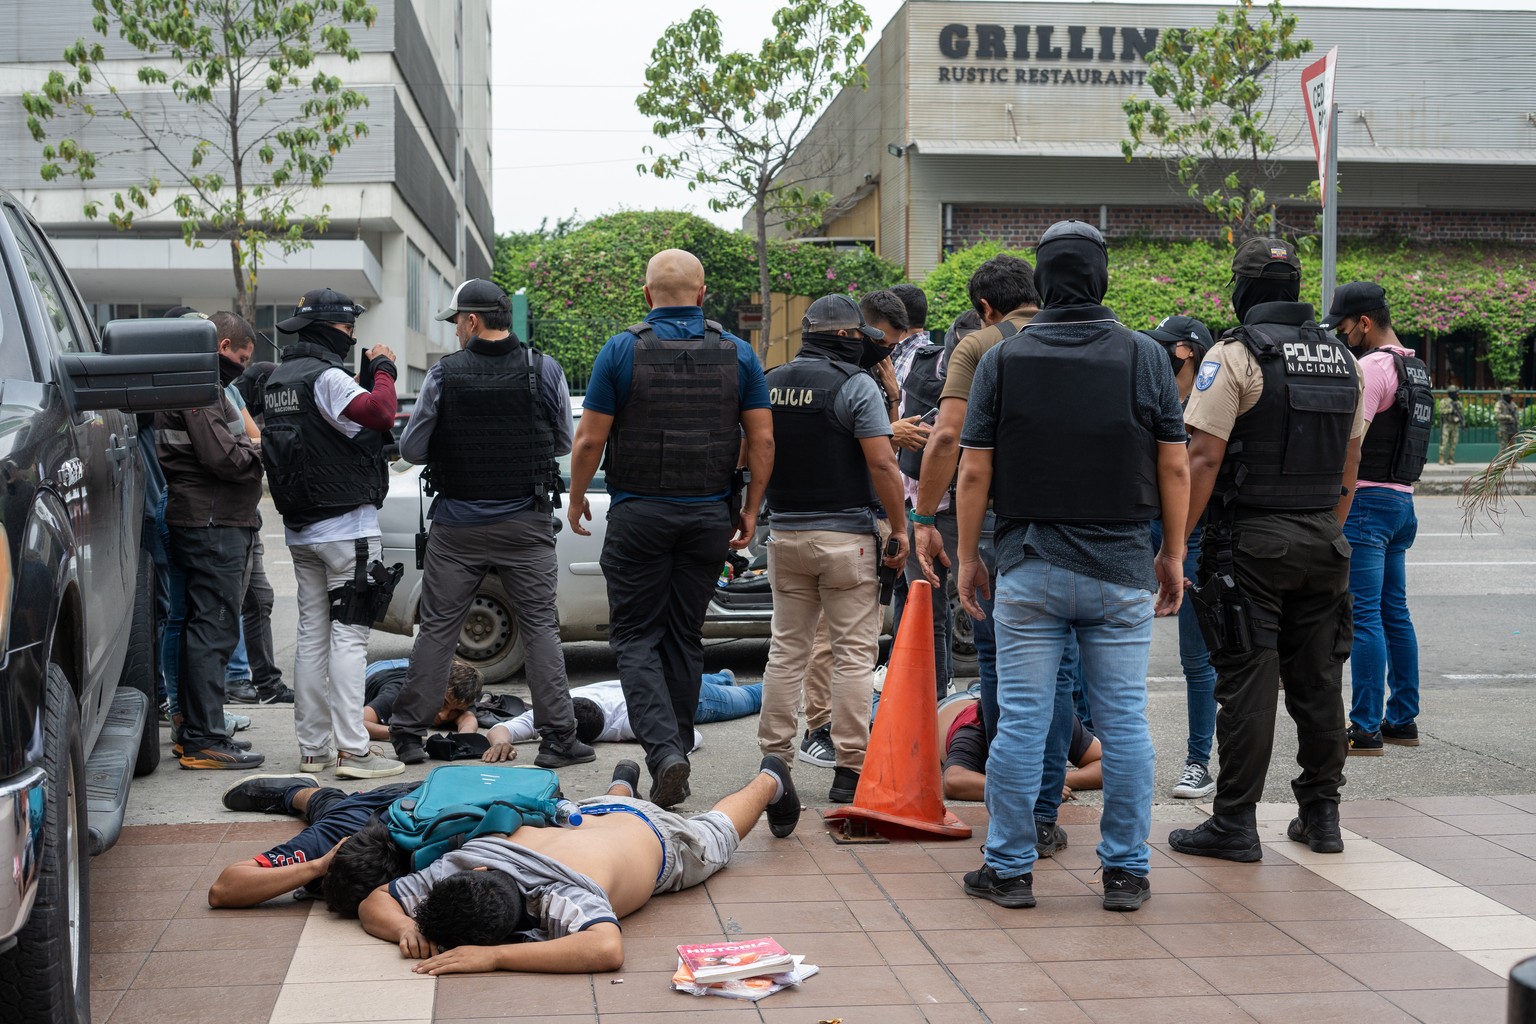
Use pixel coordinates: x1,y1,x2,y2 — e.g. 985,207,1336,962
59,318,221,414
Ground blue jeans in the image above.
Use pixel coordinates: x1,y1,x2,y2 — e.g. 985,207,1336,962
986,558,1155,878
227,625,250,682
1343,489,1420,732
974,514,999,740
695,676,763,724
155,492,185,715
1150,521,1217,765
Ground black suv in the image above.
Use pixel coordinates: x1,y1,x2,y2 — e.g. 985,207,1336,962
0,190,218,1023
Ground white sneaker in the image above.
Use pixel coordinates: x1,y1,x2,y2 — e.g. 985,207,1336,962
336,747,406,779
1171,761,1216,799
298,750,334,773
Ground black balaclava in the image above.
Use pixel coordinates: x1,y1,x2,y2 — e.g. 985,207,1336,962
297,321,357,360
801,330,865,365
1034,221,1109,311
1232,275,1300,322
217,354,245,388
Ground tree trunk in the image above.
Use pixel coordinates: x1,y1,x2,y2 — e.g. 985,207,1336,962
229,238,256,325
754,199,772,361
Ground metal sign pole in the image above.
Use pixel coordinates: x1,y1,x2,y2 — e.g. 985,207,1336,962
1321,102,1339,314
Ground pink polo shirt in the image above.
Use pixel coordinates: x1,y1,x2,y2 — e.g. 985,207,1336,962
1357,345,1417,493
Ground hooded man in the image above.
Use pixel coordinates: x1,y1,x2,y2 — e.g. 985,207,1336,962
1169,238,1365,865
953,221,1189,914
263,288,405,780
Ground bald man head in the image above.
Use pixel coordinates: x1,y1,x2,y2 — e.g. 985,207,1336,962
643,249,707,310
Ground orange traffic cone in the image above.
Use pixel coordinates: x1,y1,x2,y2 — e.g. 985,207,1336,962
824,580,972,840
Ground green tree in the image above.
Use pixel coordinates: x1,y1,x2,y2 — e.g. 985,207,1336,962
1121,0,1315,244
21,0,377,323
636,0,872,355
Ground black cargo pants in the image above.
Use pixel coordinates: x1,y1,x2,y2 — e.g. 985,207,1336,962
1202,511,1353,816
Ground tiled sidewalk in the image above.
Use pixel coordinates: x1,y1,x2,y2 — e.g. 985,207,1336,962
89,796,1536,1024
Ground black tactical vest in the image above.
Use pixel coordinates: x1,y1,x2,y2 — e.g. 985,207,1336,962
603,322,740,497
765,352,877,514
1358,349,1433,485
1215,321,1359,513
991,322,1160,523
426,337,558,502
262,342,389,528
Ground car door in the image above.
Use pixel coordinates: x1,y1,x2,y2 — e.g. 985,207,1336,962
2,204,126,720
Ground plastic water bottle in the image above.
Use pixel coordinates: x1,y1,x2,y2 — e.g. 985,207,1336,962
554,800,583,828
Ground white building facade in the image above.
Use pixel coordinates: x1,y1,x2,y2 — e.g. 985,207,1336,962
0,0,494,391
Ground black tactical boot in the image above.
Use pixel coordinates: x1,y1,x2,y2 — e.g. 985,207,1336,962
1167,809,1262,862
1288,799,1344,854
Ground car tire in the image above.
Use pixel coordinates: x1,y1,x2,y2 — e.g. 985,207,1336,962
455,577,527,683
0,663,92,1024
122,543,160,778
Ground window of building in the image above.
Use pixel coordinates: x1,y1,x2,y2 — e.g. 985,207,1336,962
407,240,426,333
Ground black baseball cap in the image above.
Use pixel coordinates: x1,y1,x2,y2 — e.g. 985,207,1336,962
1231,237,1301,281
435,278,510,321
1142,315,1214,356
1319,281,1389,329
277,288,366,334
802,294,883,341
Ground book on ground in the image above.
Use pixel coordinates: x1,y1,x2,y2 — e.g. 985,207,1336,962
674,936,796,984
672,955,819,1001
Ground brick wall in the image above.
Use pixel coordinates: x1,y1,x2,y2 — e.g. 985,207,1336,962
946,205,1536,247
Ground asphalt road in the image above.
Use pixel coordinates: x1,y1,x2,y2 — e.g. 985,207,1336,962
127,494,1535,825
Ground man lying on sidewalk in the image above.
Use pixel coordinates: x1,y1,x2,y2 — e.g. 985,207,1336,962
356,757,802,975
481,670,763,762
206,777,414,912
937,694,1102,802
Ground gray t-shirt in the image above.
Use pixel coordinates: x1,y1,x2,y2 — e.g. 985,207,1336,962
960,322,1186,591
388,836,616,942
768,366,892,535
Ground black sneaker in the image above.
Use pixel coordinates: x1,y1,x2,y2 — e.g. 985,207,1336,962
179,742,266,770
256,683,296,705
1101,868,1152,911
392,735,427,766
1347,724,1384,756
611,759,641,797
225,679,260,704
797,724,835,768
222,774,317,814
1167,815,1262,862
649,754,691,808
1287,800,1345,854
1381,722,1420,746
761,755,801,838
536,734,597,770
172,737,252,756
963,864,1035,908
1035,821,1069,858
829,766,860,804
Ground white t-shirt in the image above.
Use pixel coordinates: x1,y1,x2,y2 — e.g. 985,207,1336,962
494,680,703,751
284,366,382,546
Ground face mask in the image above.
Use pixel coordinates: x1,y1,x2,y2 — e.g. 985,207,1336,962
1164,345,1187,377
858,337,889,369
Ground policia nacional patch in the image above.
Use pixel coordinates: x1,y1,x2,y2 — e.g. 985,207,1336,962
1282,339,1352,377
1195,361,1220,391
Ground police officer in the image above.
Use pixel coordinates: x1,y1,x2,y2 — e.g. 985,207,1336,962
1320,283,1432,755
1436,385,1462,465
394,279,593,769
1495,387,1520,449
264,289,404,779
756,295,909,814
567,249,773,808
1169,238,1366,862
954,222,1188,913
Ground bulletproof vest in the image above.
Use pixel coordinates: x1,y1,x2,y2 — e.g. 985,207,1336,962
603,322,740,497
262,342,388,529
426,338,558,502
899,320,1019,480
991,322,1160,523
1358,350,1433,485
765,352,877,514
1215,321,1359,513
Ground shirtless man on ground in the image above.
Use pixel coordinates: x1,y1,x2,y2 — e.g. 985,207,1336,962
356,754,802,974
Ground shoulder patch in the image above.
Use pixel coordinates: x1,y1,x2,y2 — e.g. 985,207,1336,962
1195,361,1221,392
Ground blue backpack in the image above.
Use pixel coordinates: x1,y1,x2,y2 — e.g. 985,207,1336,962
386,764,565,871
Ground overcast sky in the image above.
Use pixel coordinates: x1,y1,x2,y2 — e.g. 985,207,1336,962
486,0,1533,236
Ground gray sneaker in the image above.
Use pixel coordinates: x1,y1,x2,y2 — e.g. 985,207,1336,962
335,747,406,779
1171,761,1216,799
796,724,835,768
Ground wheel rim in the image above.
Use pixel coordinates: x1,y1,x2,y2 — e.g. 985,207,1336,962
456,595,513,663
65,757,81,1001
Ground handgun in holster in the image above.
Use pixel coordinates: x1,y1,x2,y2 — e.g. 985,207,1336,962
727,467,749,524
329,538,405,627
1189,572,1254,657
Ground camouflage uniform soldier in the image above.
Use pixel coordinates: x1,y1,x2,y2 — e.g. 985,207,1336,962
1495,388,1520,449
1436,386,1462,465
